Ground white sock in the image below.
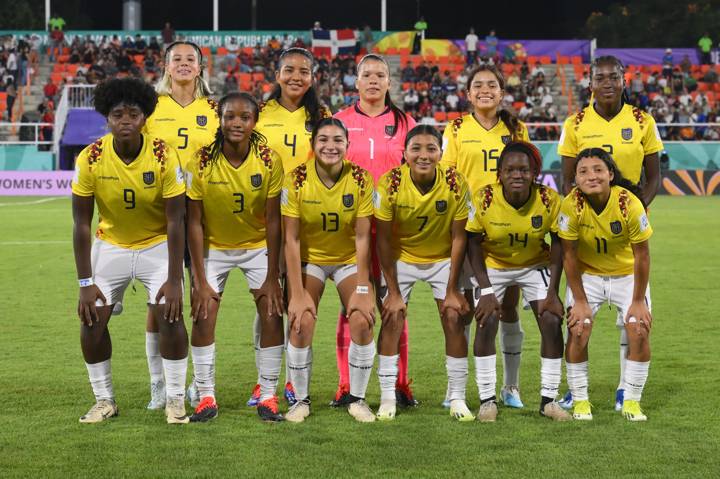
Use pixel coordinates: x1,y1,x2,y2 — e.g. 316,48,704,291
284,317,292,384
566,361,589,401
500,320,524,388
162,357,188,400
618,327,628,390
446,356,468,402
191,344,215,399
378,354,399,402
349,341,375,399
145,332,163,383
474,354,497,401
623,360,650,401
86,359,113,401
540,357,562,399
287,344,312,401
258,345,283,401
253,312,261,384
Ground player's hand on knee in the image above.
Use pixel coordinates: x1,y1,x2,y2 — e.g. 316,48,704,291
625,300,652,336
156,280,183,323
474,293,500,327
442,290,469,318
191,281,219,323
381,291,406,327
78,285,106,327
256,276,285,318
567,300,592,336
288,289,316,334
538,291,564,319
348,287,376,328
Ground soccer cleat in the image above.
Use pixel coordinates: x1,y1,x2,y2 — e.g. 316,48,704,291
186,381,200,409
257,396,285,422
348,399,376,423
376,400,397,421
558,390,574,410
622,400,647,422
246,383,261,407
500,386,524,408
189,396,218,423
572,400,593,421
614,389,625,412
79,399,118,424
540,401,572,421
477,400,498,422
165,397,190,424
329,383,351,407
284,381,297,406
396,380,419,408
146,381,166,410
285,398,311,423
449,400,475,422
441,399,451,409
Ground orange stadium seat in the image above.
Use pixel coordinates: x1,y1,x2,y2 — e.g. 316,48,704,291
557,56,570,64
434,111,447,122
415,81,429,92
512,101,525,111
217,47,228,56
698,82,710,92
240,80,252,91
133,55,144,64
252,72,264,82
713,83,720,93
385,47,398,55
238,73,252,83
201,47,211,57
398,48,410,56
571,56,582,64
402,82,412,91
447,111,461,121
425,55,437,63
438,56,450,64
66,64,79,75
539,56,551,64
58,55,70,63
527,55,537,64
50,73,63,84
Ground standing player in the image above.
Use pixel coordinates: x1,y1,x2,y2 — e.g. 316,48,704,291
374,125,470,421
332,53,417,408
249,47,330,406
466,142,570,422
558,148,653,422
557,55,663,411
281,118,376,423
441,65,531,409
185,92,285,422
72,78,189,424
143,40,219,410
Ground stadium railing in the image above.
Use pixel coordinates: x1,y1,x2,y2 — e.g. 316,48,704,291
0,123,53,146
53,84,95,160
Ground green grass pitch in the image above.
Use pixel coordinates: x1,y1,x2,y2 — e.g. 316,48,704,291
0,195,718,478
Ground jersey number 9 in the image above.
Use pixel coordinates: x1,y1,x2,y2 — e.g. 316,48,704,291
123,188,135,209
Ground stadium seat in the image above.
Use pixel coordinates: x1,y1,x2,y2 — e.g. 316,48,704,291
410,55,422,66
425,55,437,63
238,73,252,82
557,55,570,65
698,82,710,92
240,80,252,91
66,64,79,75
201,47,211,57
447,111,461,121
539,56,552,64
438,56,450,64
252,72,264,82
571,56,582,64
133,55,144,64
217,47,228,56
527,56,537,64
434,111,447,122
713,83,720,93
402,82,412,91
399,48,411,56
512,101,525,111
385,47,398,55
50,73,63,84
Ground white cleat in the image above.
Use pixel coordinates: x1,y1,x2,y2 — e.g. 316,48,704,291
449,399,475,422
541,401,572,421
79,399,118,424
477,400,499,422
348,400,376,423
376,400,397,421
146,381,166,410
165,397,190,424
285,399,311,423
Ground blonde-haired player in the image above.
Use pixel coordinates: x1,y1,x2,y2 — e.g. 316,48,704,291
374,125,470,421
558,148,653,422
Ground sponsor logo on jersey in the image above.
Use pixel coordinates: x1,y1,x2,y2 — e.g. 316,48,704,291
250,173,262,188
385,125,396,136
435,200,447,213
197,115,207,127
343,193,354,208
143,171,155,185
610,220,623,234
621,128,633,140
531,215,543,228
501,135,511,145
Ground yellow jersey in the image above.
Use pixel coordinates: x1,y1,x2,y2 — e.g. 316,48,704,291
441,114,530,194
255,99,331,172
71,133,186,249
374,164,469,264
144,95,219,168
466,182,561,269
281,159,374,265
557,186,652,276
185,143,283,250
558,103,663,184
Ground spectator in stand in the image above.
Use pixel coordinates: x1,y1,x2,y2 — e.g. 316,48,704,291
342,67,357,91
631,72,644,95
49,27,64,62
122,36,135,52
446,90,459,111
134,35,148,55
465,28,479,66
222,72,238,95
485,29,498,62
698,32,713,65
282,34,293,51
48,13,66,31
149,37,161,54
41,106,54,143
401,63,415,82
403,88,419,112
679,55,691,74
6,49,17,86
661,48,673,77
44,78,58,101
362,25,373,53
5,79,16,120
162,22,175,46
224,37,240,71
578,71,590,105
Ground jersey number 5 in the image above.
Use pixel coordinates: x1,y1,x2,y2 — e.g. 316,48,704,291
178,128,189,150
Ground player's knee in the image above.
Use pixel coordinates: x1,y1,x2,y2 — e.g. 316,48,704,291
441,309,464,335
381,314,403,335
539,311,562,338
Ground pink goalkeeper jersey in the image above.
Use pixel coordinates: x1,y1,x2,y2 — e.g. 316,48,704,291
334,104,416,182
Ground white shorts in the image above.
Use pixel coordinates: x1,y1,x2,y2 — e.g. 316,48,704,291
205,247,268,292
565,273,652,327
302,263,357,286
396,259,455,303
485,265,550,304
91,239,173,307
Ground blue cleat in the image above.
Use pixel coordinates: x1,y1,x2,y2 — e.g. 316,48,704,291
284,381,297,406
500,386,524,408
558,390,573,410
614,389,624,412
246,383,260,407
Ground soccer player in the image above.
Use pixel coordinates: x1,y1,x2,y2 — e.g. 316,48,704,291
558,148,653,422
72,78,189,424
185,92,285,422
281,118,376,423
441,64,531,409
332,54,417,408
249,47,330,407
374,125,470,421
466,142,570,422
557,55,663,411
143,40,219,410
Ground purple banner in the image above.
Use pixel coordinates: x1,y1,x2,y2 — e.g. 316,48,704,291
454,39,591,61
0,171,75,196
594,48,701,66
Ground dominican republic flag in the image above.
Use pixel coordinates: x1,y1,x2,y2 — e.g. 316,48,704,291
311,29,356,57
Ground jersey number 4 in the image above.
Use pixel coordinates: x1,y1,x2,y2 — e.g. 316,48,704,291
284,134,297,157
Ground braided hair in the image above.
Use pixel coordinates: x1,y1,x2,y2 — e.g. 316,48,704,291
206,92,267,168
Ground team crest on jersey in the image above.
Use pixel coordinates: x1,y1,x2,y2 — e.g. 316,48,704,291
250,174,262,188
143,171,155,185
385,125,396,136
343,194,354,208
197,115,207,127
501,135,511,145
610,220,623,234
621,128,633,140
435,200,447,213
305,121,313,132
531,215,543,228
